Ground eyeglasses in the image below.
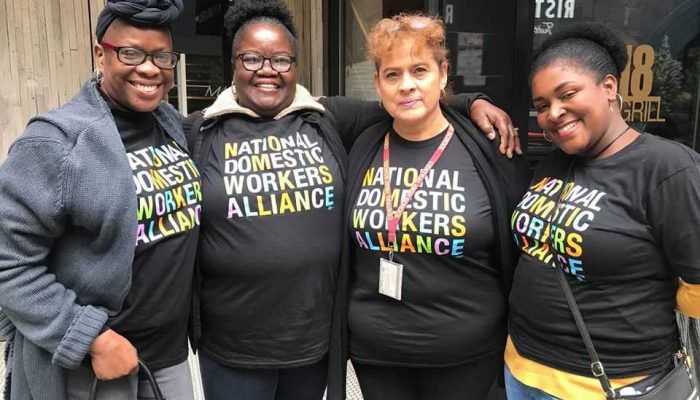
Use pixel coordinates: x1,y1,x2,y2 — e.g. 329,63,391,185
100,42,179,70
235,53,296,73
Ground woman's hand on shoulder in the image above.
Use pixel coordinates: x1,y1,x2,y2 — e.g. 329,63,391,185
470,99,523,158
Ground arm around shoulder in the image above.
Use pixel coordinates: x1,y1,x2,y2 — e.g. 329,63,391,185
320,96,389,151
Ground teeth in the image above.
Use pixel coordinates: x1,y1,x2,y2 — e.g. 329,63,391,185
257,84,277,88
558,121,577,133
133,83,157,92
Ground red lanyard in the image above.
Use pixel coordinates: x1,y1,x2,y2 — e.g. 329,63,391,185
382,125,454,259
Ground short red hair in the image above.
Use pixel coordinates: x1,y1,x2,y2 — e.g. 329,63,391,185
366,13,449,70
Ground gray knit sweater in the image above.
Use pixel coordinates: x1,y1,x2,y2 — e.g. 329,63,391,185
0,79,186,400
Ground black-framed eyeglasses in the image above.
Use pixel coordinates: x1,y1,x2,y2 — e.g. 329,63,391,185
235,53,296,73
101,42,179,70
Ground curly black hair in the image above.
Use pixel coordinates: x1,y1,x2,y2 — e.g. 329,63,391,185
531,22,628,83
224,0,297,54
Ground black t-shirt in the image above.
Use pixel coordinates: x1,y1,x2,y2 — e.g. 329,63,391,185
198,113,344,367
106,98,201,370
509,133,700,377
348,128,504,367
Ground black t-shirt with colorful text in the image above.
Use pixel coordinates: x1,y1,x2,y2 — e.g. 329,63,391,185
348,128,504,367
509,134,700,377
198,113,344,367
106,101,201,370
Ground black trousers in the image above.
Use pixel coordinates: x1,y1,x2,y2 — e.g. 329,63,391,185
353,352,502,400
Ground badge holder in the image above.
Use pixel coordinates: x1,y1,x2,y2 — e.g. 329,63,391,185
379,248,403,301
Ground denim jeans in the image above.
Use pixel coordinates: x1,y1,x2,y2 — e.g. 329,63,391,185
198,353,328,400
504,366,561,400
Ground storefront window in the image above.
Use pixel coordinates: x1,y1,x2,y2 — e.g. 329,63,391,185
529,0,700,155
343,0,424,100
167,0,228,114
168,54,226,114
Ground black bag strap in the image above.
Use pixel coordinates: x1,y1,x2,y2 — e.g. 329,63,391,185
88,358,165,400
554,265,616,398
546,159,617,399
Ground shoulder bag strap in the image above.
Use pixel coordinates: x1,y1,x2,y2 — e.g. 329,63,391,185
548,159,617,399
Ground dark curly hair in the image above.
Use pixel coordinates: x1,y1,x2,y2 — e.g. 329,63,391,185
531,22,628,84
224,0,297,55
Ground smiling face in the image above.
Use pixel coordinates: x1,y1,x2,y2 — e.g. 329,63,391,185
374,39,448,135
531,62,618,156
95,21,174,112
233,22,296,118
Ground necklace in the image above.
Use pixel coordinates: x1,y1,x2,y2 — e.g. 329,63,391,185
591,125,631,159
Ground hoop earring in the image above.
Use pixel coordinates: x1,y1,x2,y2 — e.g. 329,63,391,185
379,99,384,109
611,93,624,113
93,68,104,85
543,130,553,143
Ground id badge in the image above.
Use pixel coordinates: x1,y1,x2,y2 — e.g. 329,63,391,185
379,258,403,301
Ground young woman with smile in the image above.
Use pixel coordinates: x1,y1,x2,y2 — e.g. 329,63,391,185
532,63,636,158
505,23,700,400
344,13,529,400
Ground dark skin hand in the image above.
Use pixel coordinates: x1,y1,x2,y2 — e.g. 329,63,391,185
470,99,523,158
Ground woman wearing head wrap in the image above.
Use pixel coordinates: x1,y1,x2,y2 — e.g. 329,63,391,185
183,1,519,399
0,1,198,399
505,23,700,399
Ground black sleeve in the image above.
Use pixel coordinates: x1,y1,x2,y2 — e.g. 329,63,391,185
647,166,700,283
446,92,493,119
320,97,389,151
182,111,204,154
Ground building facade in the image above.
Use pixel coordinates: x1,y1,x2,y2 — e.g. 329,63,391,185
1,0,698,160
172,0,700,159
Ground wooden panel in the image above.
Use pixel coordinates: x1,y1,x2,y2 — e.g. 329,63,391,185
284,0,324,95
308,0,324,94
89,0,106,70
0,0,97,161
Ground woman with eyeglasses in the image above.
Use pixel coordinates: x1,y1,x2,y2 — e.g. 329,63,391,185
344,14,530,400
0,1,198,399
183,2,521,400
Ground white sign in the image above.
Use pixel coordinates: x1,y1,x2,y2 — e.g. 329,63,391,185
534,0,575,19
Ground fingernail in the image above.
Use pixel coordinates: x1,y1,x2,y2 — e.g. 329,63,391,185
487,131,496,140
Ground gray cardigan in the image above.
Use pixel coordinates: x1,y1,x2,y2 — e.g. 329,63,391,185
0,79,186,400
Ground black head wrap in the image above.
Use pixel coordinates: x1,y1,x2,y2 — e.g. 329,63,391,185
95,0,184,42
